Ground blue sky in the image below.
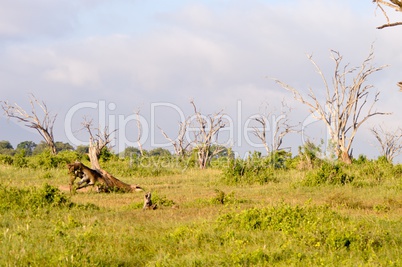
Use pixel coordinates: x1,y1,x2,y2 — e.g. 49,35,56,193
1,0,401,161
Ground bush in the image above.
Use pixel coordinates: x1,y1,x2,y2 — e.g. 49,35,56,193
222,153,278,185
13,150,28,168
303,162,354,186
0,184,72,212
0,154,13,165
217,203,391,253
28,149,60,169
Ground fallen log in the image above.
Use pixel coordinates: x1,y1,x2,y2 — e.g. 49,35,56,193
67,162,144,193
98,168,144,193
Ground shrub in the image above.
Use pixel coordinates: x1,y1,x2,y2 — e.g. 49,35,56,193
303,162,354,186
210,189,246,205
0,184,72,212
13,150,28,168
151,191,176,207
217,203,391,254
222,155,277,185
0,154,13,165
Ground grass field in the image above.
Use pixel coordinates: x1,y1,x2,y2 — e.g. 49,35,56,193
0,158,401,266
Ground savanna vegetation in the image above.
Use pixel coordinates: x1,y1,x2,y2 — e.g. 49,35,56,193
1,2,401,266
0,145,401,266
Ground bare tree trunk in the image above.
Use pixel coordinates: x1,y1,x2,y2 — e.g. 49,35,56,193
339,150,352,165
135,109,144,156
82,118,114,170
88,142,101,170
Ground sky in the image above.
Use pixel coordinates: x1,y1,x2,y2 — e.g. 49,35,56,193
0,0,401,161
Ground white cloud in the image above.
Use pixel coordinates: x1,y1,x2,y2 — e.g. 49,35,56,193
1,0,401,161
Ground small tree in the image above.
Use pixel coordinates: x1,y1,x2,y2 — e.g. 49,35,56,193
253,101,297,155
0,141,14,155
16,141,37,156
371,125,402,163
274,47,390,164
190,100,226,169
159,116,192,158
1,94,57,154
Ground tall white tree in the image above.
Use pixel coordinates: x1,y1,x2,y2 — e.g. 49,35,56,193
274,47,390,164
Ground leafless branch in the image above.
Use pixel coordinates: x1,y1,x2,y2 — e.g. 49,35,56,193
1,94,57,154
373,0,402,29
158,118,191,157
252,101,297,155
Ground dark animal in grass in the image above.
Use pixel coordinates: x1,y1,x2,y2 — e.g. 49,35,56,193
143,192,157,210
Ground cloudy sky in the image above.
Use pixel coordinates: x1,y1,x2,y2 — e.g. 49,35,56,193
1,0,401,161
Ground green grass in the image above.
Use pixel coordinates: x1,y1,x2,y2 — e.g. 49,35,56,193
0,162,401,266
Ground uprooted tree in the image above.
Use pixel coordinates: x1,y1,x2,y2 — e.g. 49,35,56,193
1,94,57,155
76,118,143,193
274,47,390,164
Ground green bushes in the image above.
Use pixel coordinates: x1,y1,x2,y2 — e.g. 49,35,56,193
158,203,400,266
303,162,354,186
0,184,72,212
0,149,82,170
215,203,397,265
221,154,278,185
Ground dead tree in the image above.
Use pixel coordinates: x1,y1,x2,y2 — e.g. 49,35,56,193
134,108,145,156
81,118,114,170
373,0,402,29
253,101,297,155
274,47,390,164
190,101,226,169
159,117,191,157
371,125,402,163
1,94,57,154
